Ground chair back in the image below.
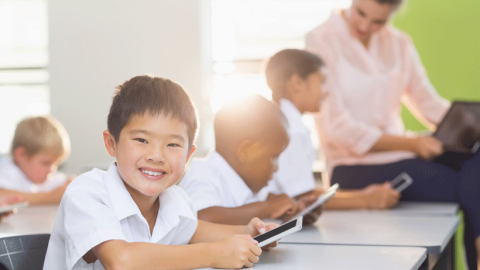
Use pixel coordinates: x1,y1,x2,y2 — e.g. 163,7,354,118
0,234,50,270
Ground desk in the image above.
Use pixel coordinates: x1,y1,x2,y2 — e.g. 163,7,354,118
0,205,58,238
386,201,458,216
202,244,427,270
281,211,459,254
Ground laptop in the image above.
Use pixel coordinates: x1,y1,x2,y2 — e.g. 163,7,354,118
433,101,480,154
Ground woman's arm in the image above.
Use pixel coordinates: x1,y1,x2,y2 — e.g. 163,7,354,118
369,134,443,160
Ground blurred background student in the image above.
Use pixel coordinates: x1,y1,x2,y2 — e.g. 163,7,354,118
265,48,400,211
305,0,480,268
0,116,72,205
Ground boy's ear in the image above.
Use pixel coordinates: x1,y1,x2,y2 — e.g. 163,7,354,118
103,130,117,157
287,74,305,96
236,140,261,164
13,146,28,163
186,145,196,163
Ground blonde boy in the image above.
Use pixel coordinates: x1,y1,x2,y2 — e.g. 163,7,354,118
44,75,276,270
0,116,71,204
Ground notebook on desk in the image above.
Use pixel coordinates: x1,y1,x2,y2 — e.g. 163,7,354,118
433,101,480,154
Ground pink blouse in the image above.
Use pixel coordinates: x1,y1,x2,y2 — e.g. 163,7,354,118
305,10,450,184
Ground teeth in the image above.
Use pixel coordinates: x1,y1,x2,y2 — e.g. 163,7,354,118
141,170,164,176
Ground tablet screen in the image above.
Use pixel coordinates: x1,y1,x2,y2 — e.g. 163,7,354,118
434,101,480,152
254,219,297,243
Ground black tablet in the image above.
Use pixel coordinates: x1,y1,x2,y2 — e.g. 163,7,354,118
433,101,480,154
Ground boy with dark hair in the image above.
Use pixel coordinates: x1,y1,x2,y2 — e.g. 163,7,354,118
180,95,303,225
265,49,400,210
44,75,276,270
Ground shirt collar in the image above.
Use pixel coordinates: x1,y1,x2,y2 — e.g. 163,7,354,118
103,163,141,221
280,99,308,135
103,163,196,225
208,151,254,206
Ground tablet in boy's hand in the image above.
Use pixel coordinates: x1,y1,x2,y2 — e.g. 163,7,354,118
390,172,413,192
291,183,339,222
0,202,29,214
254,217,303,248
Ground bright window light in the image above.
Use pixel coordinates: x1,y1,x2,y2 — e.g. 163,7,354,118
0,0,48,154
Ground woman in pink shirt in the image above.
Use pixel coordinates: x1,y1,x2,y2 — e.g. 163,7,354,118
306,0,480,269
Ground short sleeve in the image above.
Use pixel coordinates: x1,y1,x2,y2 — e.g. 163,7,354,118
402,40,450,126
181,176,223,211
63,186,126,270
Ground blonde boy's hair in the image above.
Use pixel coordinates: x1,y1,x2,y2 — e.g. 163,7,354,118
10,116,71,159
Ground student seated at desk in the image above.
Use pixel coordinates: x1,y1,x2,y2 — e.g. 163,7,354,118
0,116,72,205
44,75,276,270
180,95,317,225
265,49,400,210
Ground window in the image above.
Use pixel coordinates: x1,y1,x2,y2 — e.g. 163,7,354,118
0,0,49,154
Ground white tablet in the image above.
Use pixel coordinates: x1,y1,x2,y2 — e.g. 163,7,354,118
254,217,303,247
290,183,339,221
390,172,413,192
0,202,29,214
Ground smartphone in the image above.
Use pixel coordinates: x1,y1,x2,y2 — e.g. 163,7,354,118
254,217,303,247
0,201,29,214
290,183,339,221
390,172,413,192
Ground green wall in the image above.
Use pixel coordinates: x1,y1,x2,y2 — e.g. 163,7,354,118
392,0,480,131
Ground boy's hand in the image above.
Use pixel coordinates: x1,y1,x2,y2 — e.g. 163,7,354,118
265,193,297,219
245,217,279,251
0,195,23,222
362,182,400,209
210,234,262,269
302,205,323,226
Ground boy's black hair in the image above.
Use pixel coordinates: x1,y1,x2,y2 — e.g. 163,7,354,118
108,75,198,148
265,49,324,102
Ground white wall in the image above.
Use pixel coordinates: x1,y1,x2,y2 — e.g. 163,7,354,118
48,0,211,174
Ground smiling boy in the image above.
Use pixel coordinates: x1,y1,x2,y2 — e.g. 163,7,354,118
44,75,275,270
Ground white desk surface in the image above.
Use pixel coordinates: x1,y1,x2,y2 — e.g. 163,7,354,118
0,205,58,238
281,211,459,254
203,244,427,270
380,201,459,216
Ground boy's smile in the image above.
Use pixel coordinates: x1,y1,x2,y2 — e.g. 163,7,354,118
103,113,195,201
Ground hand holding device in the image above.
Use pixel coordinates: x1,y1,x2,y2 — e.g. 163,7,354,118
390,172,413,192
290,184,339,222
253,217,303,248
265,193,298,219
362,183,400,209
0,201,29,214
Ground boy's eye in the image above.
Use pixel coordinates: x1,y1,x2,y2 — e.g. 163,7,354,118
134,138,147,144
168,143,181,147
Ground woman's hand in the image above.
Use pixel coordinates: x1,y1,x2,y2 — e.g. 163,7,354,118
409,136,444,160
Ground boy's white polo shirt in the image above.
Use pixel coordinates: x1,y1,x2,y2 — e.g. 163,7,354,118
0,156,66,193
44,163,198,270
268,99,316,197
179,151,270,211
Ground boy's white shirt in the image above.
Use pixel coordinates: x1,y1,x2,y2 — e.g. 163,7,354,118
179,151,270,211
0,156,66,193
267,99,316,197
43,163,198,270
